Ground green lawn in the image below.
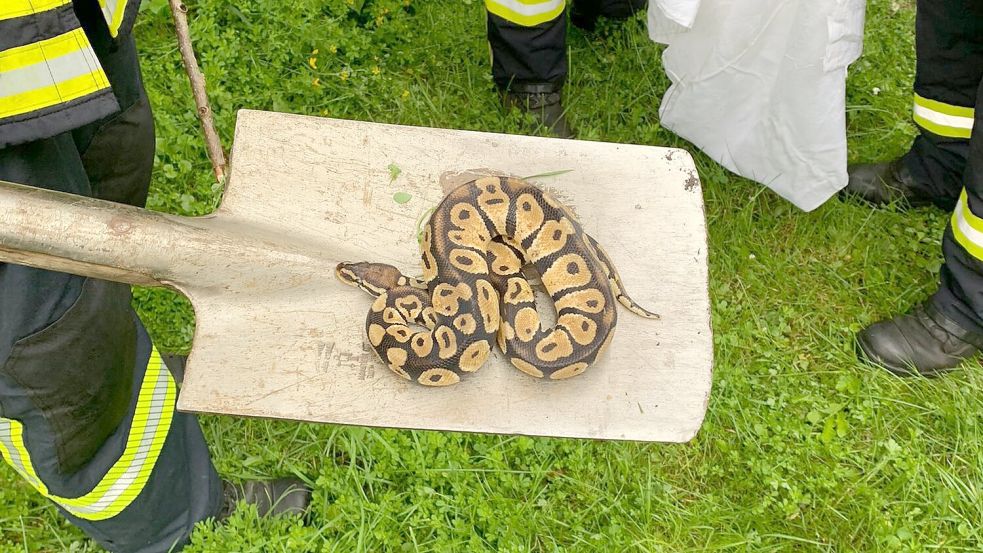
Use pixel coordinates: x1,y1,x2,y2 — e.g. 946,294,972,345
3,0,982,551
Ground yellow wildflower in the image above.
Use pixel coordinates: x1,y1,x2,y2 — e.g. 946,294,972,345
371,66,381,76
308,56,317,70
340,68,350,81
401,89,410,99
312,77,321,88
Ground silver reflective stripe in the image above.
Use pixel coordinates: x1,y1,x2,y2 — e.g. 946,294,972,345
100,0,128,35
100,0,118,26
60,365,171,515
0,48,101,99
950,189,983,261
487,0,565,16
0,419,45,491
954,197,983,245
913,103,974,132
0,350,175,521
0,420,25,469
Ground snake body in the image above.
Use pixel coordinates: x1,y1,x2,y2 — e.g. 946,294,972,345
336,176,657,386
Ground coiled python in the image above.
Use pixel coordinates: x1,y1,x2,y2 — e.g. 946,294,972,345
335,176,658,386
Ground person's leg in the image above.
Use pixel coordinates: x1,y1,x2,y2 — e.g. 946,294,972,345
75,5,309,530
843,0,983,209
485,0,574,137
571,0,645,29
857,75,983,376
604,0,646,17
1,19,305,553
571,0,602,29
931,75,983,335
0,24,226,551
0,137,223,553
900,0,981,209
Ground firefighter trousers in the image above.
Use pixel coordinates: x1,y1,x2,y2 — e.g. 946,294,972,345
0,23,221,553
485,0,646,90
902,1,983,333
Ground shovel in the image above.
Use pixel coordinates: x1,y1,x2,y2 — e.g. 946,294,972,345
0,110,712,442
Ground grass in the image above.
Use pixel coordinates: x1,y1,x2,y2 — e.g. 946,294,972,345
2,0,982,551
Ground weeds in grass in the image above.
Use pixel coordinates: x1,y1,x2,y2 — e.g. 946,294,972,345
2,1,981,552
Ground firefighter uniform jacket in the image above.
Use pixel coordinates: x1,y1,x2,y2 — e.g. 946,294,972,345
0,0,140,148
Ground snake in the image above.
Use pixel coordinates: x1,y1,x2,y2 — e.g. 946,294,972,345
335,176,658,386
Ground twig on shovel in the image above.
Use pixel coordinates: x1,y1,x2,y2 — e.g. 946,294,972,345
168,0,227,184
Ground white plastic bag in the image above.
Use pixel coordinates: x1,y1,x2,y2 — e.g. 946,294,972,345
648,0,866,211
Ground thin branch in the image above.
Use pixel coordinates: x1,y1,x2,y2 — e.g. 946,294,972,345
168,0,227,184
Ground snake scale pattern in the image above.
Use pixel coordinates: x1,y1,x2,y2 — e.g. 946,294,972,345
336,176,658,386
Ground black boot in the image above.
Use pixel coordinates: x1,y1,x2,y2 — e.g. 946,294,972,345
840,158,936,208
572,0,645,30
599,0,647,19
501,83,575,139
856,301,983,376
218,478,311,520
571,0,602,30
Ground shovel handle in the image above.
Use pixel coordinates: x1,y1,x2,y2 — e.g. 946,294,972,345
0,179,189,287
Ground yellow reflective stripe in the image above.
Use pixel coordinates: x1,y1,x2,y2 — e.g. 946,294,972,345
0,349,176,521
0,419,49,494
0,29,110,119
914,112,974,139
913,94,974,139
486,0,565,26
0,70,111,119
956,189,983,234
58,350,175,520
98,0,128,37
951,189,983,261
0,0,71,20
915,93,975,118
0,28,94,70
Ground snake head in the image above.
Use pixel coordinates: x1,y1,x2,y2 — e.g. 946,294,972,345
335,262,404,296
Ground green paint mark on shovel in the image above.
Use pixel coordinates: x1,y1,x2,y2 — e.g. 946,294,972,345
393,191,412,204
